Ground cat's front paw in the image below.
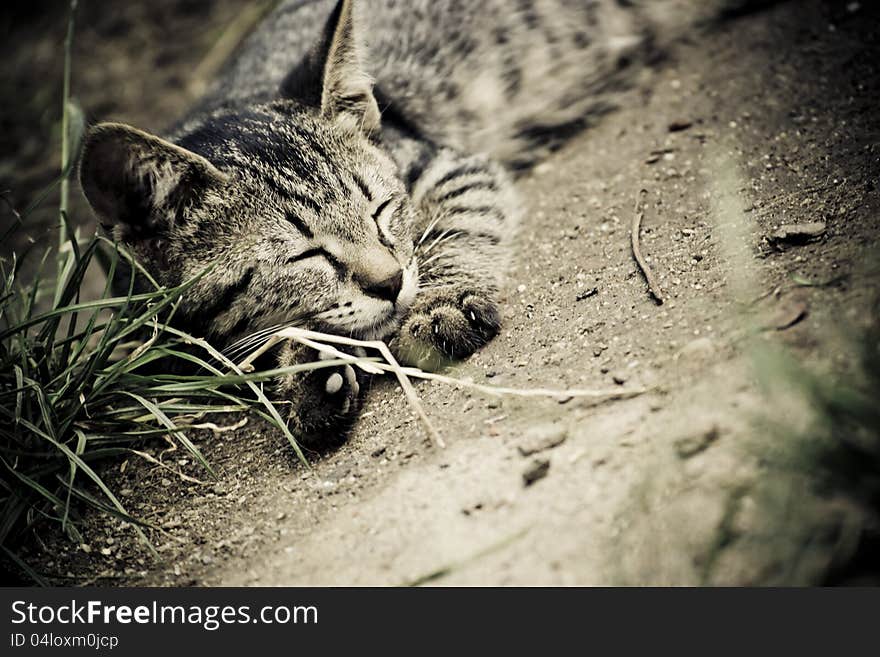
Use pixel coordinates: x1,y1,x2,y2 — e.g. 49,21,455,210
280,345,368,449
394,286,501,370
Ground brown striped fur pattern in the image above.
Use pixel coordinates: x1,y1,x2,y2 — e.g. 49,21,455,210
79,0,771,447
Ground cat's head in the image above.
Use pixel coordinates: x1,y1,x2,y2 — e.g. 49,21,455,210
79,0,417,345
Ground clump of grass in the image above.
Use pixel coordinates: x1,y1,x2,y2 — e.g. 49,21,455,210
800,320,879,508
0,216,355,582
794,317,880,584
749,308,880,584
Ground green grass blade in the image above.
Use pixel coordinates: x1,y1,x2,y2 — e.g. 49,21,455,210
34,428,156,558
120,392,215,477
0,546,49,586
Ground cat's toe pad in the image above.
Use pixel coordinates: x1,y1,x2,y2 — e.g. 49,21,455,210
325,371,344,394
318,349,364,399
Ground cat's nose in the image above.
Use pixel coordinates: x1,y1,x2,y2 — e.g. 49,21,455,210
360,269,403,302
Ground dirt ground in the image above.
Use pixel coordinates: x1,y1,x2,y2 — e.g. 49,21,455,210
4,0,879,585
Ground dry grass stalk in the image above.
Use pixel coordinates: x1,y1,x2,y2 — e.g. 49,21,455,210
237,327,650,449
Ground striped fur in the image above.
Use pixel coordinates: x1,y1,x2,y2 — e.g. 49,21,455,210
79,0,770,445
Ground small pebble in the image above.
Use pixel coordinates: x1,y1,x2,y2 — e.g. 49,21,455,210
518,425,568,456
769,221,826,246
522,459,550,487
576,287,599,301
679,337,716,361
675,426,720,459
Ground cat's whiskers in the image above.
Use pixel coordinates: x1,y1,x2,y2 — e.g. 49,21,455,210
420,228,461,256
219,308,326,364
222,323,288,356
416,252,447,274
414,214,444,251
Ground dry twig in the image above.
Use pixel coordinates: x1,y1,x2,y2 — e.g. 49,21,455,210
241,327,650,450
631,188,664,304
128,449,211,486
185,417,249,434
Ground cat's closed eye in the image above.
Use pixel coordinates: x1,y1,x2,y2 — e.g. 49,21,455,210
372,198,393,222
286,248,325,264
372,198,397,247
286,248,346,280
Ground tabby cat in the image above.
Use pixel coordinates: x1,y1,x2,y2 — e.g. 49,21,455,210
79,0,770,447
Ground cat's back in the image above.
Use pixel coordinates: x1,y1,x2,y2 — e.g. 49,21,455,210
196,0,749,167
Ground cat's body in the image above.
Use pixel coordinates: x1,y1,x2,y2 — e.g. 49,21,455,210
193,0,763,169
79,0,770,447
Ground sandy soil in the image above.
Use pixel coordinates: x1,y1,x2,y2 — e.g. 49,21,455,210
4,0,879,585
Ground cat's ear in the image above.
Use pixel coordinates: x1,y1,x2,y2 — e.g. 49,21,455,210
319,0,380,133
80,122,226,240
284,0,380,135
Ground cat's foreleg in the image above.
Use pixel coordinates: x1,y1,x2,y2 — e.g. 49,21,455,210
275,339,369,448
396,149,520,369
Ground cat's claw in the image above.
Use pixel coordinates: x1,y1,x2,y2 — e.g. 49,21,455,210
394,286,500,370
